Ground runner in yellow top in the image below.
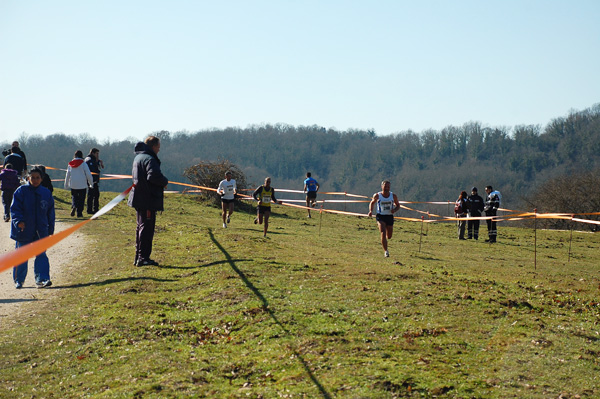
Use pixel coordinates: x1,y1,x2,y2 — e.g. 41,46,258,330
252,177,279,237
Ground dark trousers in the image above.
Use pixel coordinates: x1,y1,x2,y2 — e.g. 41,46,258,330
467,219,480,239
87,183,100,213
71,189,86,216
135,209,156,263
486,211,497,242
2,189,15,218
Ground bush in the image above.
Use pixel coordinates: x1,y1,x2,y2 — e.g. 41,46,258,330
183,159,249,208
525,169,600,231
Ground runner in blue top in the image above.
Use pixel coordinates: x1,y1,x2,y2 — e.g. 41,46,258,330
368,180,400,258
303,172,320,218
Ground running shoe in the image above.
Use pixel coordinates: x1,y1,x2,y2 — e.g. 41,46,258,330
15,282,23,289
227,216,231,223
384,250,390,258
223,223,227,228
36,280,53,288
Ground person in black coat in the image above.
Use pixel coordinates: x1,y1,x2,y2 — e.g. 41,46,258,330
127,136,169,266
467,187,484,240
85,148,104,214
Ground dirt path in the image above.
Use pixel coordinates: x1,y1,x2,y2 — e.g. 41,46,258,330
0,219,87,329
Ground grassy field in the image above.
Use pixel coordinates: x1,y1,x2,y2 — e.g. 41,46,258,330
1,188,599,398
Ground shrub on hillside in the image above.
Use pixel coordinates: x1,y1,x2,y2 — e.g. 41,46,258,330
525,169,600,231
183,160,249,208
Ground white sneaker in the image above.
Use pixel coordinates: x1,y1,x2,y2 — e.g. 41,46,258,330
223,223,227,228
384,250,389,257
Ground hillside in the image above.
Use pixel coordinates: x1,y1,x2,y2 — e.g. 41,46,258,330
3,103,600,211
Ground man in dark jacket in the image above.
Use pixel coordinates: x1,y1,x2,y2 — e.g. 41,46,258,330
467,187,484,240
3,147,25,177
85,148,104,214
128,136,168,266
0,163,20,222
484,185,500,243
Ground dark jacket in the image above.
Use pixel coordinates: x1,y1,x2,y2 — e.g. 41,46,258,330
484,192,500,215
467,194,484,217
127,142,168,211
10,183,55,243
41,173,54,193
4,153,25,176
85,154,101,183
0,168,20,191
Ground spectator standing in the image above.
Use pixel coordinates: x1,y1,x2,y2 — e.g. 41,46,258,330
64,150,93,218
11,167,55,289
368,180,401,257
217,171,236,228
467,187,484,240
484,186,500,243
253,177,278,237
303,172,320,218
3,147,25,177
0,163,20,222
455,191,468,240
128,136,169,266
37,165,54,193
11,141,27,169
85,148,104,214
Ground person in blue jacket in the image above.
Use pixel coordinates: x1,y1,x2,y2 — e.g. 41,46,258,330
10,167,55,289
128,136,169,266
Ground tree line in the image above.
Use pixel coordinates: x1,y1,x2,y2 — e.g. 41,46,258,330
3,103,600,219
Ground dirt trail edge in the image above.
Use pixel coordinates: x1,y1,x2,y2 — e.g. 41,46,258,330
0,219,87,329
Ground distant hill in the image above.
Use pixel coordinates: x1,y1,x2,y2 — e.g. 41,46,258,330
3,103,599,212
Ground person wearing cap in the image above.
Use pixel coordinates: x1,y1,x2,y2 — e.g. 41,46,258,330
467,187,484,240
368,180,401,257
217,171,237,228
484,186,500,243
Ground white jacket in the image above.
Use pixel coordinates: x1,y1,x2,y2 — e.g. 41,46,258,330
64,158,93,190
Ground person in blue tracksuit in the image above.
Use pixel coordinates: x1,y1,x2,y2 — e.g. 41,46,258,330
10,167,55,289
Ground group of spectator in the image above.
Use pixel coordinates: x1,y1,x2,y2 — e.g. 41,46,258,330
455,186,501,243
1,141,106,288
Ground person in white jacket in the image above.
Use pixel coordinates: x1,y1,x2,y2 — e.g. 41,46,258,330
64,150,93,217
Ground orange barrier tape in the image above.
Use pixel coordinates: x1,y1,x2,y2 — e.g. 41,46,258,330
0,185,133,274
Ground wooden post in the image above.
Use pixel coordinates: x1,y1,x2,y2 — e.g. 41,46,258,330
319,205,324,237
419,216,424,252
534,208,537,270
568,217,574,263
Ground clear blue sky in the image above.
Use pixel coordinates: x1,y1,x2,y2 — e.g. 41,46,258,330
1,0,598,142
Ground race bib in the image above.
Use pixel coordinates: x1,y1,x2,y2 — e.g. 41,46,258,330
381,201,392,211
227,186,234,193
262,195,271,203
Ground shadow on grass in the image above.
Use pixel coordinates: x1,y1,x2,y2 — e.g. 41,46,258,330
208,228,332,399
58,276,175,289
159,259,253,270
0,298,39,304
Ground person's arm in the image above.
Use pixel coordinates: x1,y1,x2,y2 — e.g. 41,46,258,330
368,193,378,217
272,189,278,204
217,181,224,195
316,182,320,192
392,194,400,213
303,183,308,193
64,166,71,189
48,195,55,236
11,188,25,231
147,158,169,188
253,186,262,202
84,163,94,187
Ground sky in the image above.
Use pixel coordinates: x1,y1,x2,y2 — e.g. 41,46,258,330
1,0,599,142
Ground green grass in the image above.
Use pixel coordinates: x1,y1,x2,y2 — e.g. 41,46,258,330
1,188,599,398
